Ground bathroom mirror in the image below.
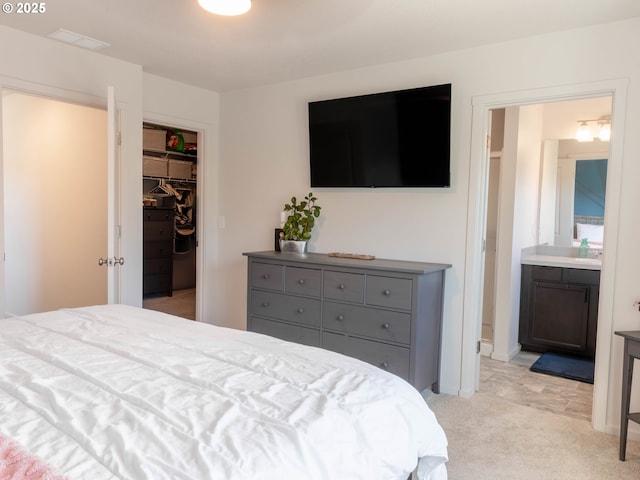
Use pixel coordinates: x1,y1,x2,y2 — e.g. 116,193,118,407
538,139,608,248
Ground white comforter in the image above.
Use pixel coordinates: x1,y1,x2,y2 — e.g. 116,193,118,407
0,305,447,479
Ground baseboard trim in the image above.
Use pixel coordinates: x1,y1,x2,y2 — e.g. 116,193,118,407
605,422,640,442
480,341,493,357
491,344,521,362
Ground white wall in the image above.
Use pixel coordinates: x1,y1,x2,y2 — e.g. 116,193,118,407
492,104,544,361
511,105,545,352
218,18,640,435
3,92,108,315
492,107,520,361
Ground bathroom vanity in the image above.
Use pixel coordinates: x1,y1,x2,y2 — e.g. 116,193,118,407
519,249,601,359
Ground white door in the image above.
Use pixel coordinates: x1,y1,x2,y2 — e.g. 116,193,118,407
106,86,121,303
1,88,119,316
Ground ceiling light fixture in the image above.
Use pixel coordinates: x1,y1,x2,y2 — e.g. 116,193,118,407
575,117,611,142
198,0,251,16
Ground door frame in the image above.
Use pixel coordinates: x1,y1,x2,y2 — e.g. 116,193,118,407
0,77,121,315
461,78,628,432
142,111,207,322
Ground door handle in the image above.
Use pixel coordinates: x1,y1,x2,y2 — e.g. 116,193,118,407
98,257,125,266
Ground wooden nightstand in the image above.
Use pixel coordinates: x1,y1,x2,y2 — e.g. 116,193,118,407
615,330,640,461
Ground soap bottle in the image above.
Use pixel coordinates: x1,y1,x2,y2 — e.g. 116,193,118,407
578,238,589,258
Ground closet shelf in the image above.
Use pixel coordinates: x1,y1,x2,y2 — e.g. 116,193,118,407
143,175,196,184
143,148,197,162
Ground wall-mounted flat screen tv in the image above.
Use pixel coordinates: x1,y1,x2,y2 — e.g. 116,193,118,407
309,83,451,188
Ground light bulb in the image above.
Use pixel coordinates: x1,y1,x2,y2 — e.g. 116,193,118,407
598,123,611,142
575,122,593,142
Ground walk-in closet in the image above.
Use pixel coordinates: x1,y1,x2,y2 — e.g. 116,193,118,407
142,122,198,319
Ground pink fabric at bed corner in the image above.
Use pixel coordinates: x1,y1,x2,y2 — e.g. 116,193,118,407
0,435,67,480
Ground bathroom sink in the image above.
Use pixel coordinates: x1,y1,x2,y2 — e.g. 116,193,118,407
520,254,602,270
573,258,601,264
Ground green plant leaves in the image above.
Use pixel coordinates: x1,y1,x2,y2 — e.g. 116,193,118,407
281,192,321,241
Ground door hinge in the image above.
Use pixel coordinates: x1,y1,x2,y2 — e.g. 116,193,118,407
116,131,122,146
477,340,481,354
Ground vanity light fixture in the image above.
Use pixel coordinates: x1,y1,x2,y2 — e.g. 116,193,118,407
598,122,611,142
575,117,611,142
575,121,593,142
198,0,251,16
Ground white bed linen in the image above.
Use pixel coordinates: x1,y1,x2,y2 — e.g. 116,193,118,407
0,305,448,480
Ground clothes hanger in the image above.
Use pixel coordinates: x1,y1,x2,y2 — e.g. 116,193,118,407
147,179,173,197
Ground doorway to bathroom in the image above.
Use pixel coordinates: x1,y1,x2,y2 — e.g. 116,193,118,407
464,79,627,431
481,96,612,361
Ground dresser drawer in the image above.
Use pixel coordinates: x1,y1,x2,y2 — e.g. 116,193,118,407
144,221,174,241
366,276,412,310
250,317,320,347
250,262,284,291
322,332,410,381
143,240,173,258
143,273,172,294
144,208,173,222
143,258,172,275
323,271,365,303
250,290,320,327
285,266,321,297
323,301,411,345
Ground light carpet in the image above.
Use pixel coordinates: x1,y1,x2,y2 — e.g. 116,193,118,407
424,390,640,479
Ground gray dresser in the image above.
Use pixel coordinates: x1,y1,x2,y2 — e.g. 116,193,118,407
243,251,450,393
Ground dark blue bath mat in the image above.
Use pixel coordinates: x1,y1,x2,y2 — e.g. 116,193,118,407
530,352,595,384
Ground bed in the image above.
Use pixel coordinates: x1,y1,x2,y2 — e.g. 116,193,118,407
0,304,448,479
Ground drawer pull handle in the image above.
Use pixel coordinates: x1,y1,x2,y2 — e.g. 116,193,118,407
337,315,344,321
383,290,391,296
381,361,389,369
338,284,345,290
262,274,270,280
298,279,305,285
382,323,390,329
261,302,270,307
297,308,305,314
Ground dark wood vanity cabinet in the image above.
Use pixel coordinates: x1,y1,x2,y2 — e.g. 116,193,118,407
519,265,600,358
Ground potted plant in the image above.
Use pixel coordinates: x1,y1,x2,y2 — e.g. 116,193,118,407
280,192,321,253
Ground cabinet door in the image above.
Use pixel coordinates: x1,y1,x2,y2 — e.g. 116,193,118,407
531,281,589,352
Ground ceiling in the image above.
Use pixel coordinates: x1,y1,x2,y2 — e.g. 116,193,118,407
1,0,639,92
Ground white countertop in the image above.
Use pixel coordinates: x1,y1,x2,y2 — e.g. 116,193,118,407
521,254,601,270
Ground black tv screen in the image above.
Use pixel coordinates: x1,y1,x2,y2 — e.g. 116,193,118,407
309,83,451,188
